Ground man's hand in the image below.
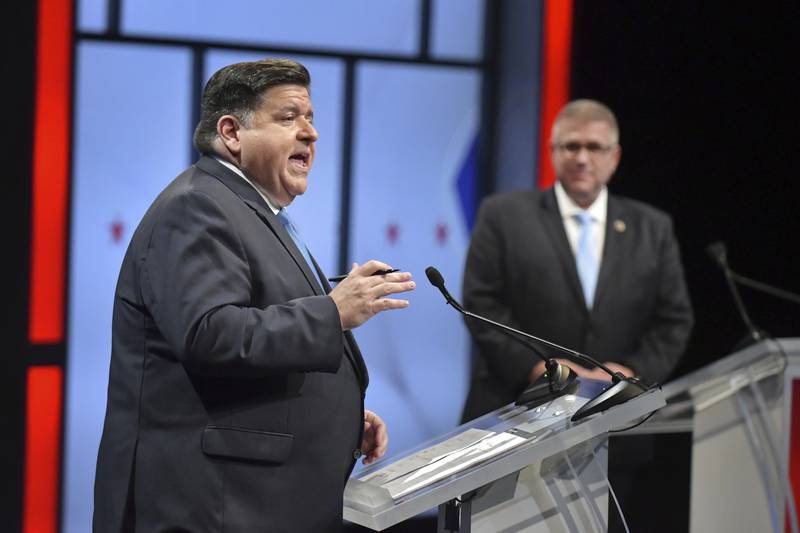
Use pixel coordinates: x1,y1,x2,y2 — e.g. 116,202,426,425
529,359,634,382
603,362,634,378
360,410,388,465
329,260,415,330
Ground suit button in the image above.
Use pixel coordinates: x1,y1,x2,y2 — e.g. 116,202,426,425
353,449,362,460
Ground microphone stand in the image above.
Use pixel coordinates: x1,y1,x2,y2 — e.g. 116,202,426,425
425,267,649,421
729,272,800,306
707,242,779,348
721,255,766,348
459,307,581,408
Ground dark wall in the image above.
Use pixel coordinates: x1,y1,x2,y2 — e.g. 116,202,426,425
571,1,800,376
2,3,36,531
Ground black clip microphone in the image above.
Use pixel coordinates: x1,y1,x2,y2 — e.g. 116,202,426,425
425,266,648,421
707,241,768,347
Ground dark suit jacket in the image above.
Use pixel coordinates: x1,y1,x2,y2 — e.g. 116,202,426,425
94,156,368,532
461,187,693,422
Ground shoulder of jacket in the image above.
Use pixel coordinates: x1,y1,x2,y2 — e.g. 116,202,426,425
481,189,542,211
612,193,672,225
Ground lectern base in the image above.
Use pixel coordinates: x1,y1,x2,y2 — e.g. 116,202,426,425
438,437,611,533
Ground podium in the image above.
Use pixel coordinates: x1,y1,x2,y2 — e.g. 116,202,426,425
635,337,800,533
344,380,665,532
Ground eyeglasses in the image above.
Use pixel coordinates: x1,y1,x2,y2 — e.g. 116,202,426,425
553,142,616,157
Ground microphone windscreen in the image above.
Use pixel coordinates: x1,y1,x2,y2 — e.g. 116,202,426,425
707,241,728,266
425,266,445,289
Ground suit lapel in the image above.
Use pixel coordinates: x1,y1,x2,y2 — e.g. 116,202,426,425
245,202,325,296
539,189,587,309
196,156,323,296
593,195,625,310
197,157,368,390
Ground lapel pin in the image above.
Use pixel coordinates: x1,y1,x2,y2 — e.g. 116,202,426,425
614,219,626,233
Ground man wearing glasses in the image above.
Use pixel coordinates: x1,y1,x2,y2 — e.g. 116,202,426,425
460,98,693,422
459,99,693,529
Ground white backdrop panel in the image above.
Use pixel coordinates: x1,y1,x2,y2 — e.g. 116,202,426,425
350,62,481,467
77,0,107,32
123,0,420,56
431,0,485,60
63,41,192,533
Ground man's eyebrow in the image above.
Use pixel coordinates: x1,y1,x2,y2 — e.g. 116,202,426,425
275,104,300,114
275,104,313,116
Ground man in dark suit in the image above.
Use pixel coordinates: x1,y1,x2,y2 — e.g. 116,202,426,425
93,59,415,532
461,98,693,421
460,99,693,531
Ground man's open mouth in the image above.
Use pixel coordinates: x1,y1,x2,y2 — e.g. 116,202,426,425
289,152,309,166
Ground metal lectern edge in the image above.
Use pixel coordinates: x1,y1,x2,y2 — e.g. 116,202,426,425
661,338,800,400
343,388,666,530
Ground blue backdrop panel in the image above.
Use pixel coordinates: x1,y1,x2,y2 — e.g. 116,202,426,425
349,62,481,466
77,0,107,33
203,50,344,276
63,42,192,533
122,0,420,55
431,0,485,60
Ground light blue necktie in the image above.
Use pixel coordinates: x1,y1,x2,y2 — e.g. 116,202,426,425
275,208,323,289
574,212,598,309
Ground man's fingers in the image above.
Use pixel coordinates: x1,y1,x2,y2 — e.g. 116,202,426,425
373,435,388,459
361,270,412,286
361,411,388,464
332,262,414,329
370,280,416,298
375,423,388,451
370,298,409,313
356,259,393,277
381,271,412,283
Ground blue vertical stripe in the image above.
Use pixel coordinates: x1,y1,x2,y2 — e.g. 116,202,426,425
456,134,480,232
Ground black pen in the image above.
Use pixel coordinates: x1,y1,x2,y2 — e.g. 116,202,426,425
328,268,400,283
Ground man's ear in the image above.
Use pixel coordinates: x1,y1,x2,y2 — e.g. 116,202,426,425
611,143,622,168
217,115,242,156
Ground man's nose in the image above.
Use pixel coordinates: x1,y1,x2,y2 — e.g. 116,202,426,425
298,119,318,143
575,147,591,163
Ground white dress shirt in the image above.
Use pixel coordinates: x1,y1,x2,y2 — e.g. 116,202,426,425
214,156,281,215
553,180,608,265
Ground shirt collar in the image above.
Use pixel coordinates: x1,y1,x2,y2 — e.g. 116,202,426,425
554,181,608,223
213,156,281,215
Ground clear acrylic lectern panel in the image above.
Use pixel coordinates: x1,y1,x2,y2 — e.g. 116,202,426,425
637,338,800,533
344,380,666,532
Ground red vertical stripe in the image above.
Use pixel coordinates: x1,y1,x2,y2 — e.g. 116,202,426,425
29,0,73,343
23,366,64,533
787,379,800,532
537,0,573,189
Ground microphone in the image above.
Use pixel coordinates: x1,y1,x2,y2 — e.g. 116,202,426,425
425,266,466,312
707,241,727,266
707,241,766,346
425,266,648,421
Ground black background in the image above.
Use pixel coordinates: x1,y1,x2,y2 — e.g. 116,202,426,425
572,1,800,379
3,1,37,530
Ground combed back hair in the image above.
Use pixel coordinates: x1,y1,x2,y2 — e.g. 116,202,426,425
551,99,620,145
192,58,311,154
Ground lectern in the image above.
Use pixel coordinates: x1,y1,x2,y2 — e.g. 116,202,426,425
344,380,666,532
636,337,800,533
